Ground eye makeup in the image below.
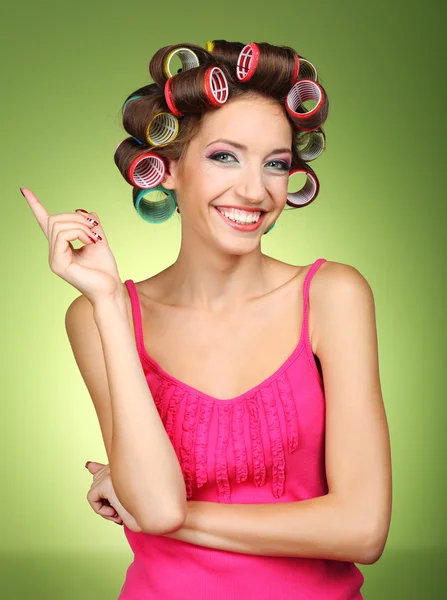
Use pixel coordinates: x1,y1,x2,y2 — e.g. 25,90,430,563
208,151,291,171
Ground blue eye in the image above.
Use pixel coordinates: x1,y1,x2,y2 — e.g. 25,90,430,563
208,152,290,171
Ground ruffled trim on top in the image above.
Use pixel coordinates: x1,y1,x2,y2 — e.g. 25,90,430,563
156,369,303,502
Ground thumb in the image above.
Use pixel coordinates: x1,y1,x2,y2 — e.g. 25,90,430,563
85,461,106,474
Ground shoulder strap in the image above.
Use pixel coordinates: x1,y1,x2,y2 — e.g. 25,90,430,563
124,280,145,355
301,258,327,353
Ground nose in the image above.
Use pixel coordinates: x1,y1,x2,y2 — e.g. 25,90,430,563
233,164,266,205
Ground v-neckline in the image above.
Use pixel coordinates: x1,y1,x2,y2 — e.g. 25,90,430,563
124,259,324,403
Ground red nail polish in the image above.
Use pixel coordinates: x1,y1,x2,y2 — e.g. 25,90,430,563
20,187,25,197
76,209,89,214
85,461,91,469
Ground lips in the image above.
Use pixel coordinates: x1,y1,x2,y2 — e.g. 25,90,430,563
213,206,266,231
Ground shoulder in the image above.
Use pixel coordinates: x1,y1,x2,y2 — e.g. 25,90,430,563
310,260,373,294
310,260,375,354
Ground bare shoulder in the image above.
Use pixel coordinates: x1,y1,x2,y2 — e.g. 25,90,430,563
311,260,373,293
310,260,376,354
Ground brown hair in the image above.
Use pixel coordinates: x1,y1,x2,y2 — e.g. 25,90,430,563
114,40,329,218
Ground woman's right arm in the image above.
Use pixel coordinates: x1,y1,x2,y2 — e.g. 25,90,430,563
65,288,187,535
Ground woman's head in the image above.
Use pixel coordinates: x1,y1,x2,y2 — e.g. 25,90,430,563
114,40,328,251
160,92,294,254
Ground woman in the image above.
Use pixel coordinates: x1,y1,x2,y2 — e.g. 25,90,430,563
22,40,392,599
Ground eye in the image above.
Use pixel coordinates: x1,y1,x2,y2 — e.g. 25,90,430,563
266,160,291,172
209,152,237,163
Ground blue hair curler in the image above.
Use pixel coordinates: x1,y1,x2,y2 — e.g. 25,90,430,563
133,186,177,224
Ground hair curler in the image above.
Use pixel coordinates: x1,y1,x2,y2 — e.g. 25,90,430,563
164,66,229,116
122,94,142,115
128,152,166,188
286,167,319,207
163,47,200,79
133,186,177,223
236,43,260,82
297,131,325,161
285,79,327,131
298,57,318,81
146,112,179,146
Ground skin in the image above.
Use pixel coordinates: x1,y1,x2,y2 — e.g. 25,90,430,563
83,95,391,564
157,94,297,312
22,93,391,561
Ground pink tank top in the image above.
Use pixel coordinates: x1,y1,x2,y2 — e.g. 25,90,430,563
118,258,365,599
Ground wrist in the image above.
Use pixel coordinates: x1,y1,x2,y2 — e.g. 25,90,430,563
92,292,128,323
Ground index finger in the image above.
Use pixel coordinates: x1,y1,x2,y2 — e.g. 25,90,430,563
20,187,50,238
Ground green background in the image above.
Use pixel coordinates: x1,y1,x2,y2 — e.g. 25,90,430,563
2,0,445,597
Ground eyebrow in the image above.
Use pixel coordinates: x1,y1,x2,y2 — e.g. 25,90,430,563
206,138,292,155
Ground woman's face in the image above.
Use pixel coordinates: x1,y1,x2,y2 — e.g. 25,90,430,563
164,94,293,253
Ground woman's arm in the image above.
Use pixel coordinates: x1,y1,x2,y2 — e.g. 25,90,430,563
165,263,392,565
66,291,187,534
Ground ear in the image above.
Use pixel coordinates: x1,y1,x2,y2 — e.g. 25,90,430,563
161,158,179,191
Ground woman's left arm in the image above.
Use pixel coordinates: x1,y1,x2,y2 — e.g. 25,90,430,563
165,263,392,566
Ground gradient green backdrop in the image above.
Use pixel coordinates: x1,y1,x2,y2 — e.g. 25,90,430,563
2,0,445,598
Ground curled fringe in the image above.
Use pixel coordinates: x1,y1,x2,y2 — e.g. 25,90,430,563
276,372,300,453
259,387,286,498
195,400,214,488
180,393,201,499
247,394,267,488
155,373,301,501
232,399,249,484
153,379,173,420
215,404,232,502
165,385,187,445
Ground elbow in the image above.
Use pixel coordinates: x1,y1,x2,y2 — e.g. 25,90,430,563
140,505,187,536
358,526,388,565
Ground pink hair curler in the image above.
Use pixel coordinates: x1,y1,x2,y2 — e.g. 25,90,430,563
164,66,229,116
164,76,182,117
236,43,260,82
204,66,229,106
291,53,300,85
286,167,319,207
127,152,166,189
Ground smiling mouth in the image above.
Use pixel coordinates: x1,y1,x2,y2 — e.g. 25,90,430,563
215,206,262,224
213,206,267,231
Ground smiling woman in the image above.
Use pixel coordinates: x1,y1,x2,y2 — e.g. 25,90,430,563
57,38,391,600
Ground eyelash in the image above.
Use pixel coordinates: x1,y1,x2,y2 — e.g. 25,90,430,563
209,152,291,172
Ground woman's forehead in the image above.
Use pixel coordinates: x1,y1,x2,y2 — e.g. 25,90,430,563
197,98,292,145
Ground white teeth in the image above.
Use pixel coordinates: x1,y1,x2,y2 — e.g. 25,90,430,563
216,207,261,224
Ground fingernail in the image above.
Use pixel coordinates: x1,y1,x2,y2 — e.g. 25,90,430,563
19,187,25,197
76,209,89,214
85,461,91,469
